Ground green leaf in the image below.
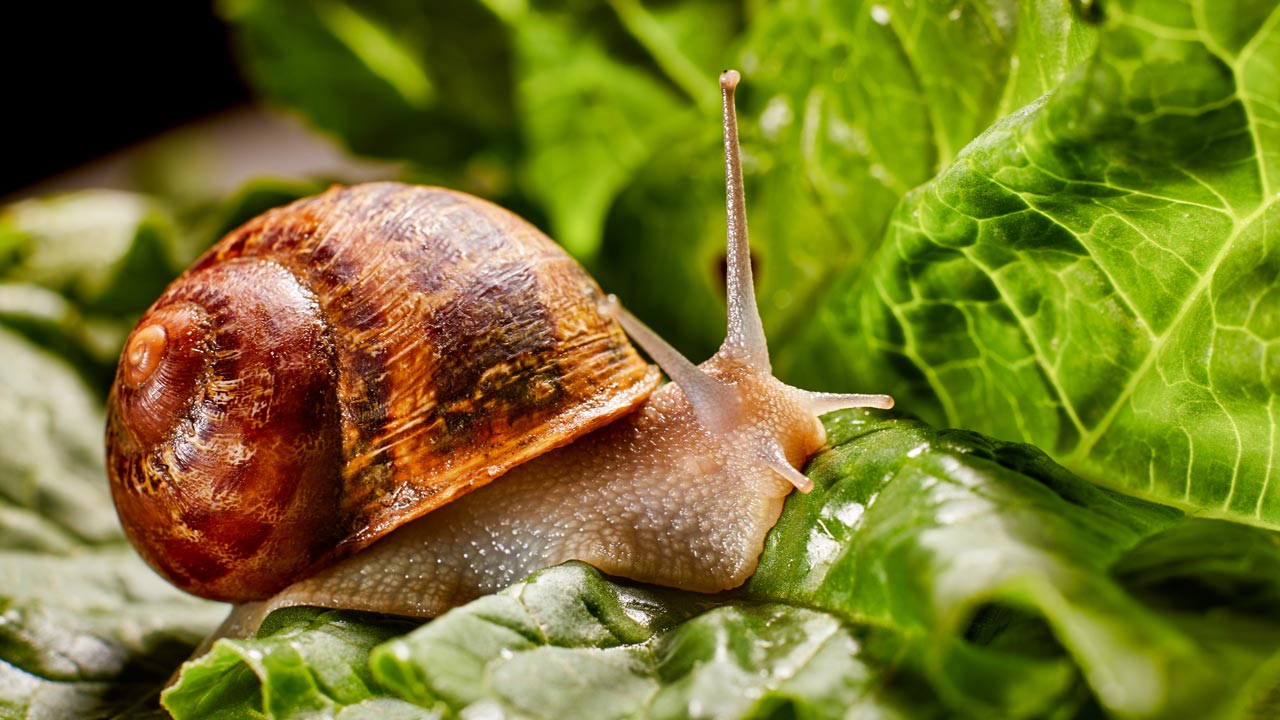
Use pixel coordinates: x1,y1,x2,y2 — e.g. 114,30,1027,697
333,697,443,719
511,7,705,257
800,0,1280,527
222,0,517,188
368,563,713,711
0,282,122,402
751,411,1280,718
0,547,225,718
0,327,121,545
162,412,1280,719
170,563,945,719
163,608,416,719
0,190,179,315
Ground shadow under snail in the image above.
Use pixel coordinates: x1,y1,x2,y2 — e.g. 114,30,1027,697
105,71,893,640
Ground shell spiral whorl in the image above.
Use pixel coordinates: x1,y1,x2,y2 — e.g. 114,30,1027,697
106,183,658,601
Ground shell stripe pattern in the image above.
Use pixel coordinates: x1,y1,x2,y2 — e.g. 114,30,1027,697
107,183,658,599
199,184,657,554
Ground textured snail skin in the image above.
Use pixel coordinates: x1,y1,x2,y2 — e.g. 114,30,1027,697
107,184,658,602
221,352,831,633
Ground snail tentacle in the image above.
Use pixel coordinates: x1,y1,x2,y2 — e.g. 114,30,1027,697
717,69,769,371
802,389,896,414
610,300,741,435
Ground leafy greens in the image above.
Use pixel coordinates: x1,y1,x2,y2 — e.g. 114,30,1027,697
1,0,1279,718
161,413,1280,719
808,0,1280,527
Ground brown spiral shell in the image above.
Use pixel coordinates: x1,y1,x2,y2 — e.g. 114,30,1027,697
106,182,659,602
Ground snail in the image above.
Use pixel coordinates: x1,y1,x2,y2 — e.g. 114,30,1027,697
105,71,893,639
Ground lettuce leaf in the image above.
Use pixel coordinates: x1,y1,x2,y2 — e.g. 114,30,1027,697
794,0,1280,527
162,412,1280,719
3,0,1279,717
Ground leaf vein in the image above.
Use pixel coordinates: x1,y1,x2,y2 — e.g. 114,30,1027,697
1069,199,1275,465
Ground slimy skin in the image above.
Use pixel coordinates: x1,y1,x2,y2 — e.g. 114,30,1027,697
227,355,829,631
214,71,893,639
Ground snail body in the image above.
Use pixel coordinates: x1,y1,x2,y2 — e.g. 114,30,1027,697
106,72,892,636
226,346,820,629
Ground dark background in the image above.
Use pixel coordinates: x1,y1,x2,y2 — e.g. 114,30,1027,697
3,2,251,196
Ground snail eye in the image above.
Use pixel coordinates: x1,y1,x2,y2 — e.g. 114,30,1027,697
124,324,168,389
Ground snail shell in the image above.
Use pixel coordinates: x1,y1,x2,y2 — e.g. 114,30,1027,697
106,183,659,602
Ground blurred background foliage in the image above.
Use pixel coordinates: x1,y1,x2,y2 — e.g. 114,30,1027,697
5,0,1096,384
218,0,1095,367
